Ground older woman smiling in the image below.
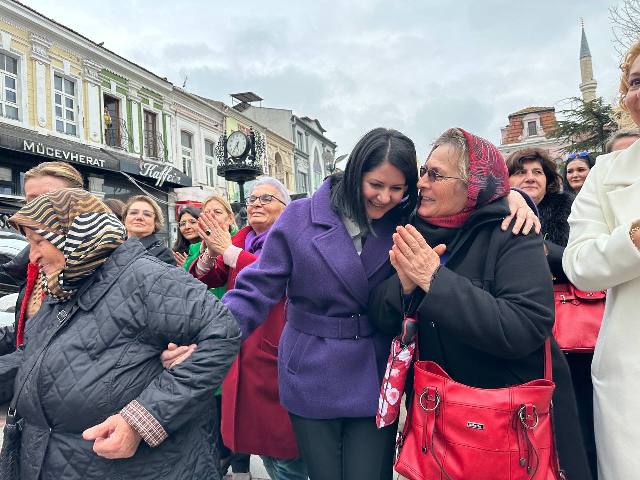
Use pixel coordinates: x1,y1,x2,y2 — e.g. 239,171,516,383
369,128,592,479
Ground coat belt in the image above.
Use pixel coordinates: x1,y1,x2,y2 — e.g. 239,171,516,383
286,303,375,339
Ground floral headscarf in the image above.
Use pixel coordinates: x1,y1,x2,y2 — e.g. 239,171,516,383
10,188,126,300
424,128,510,228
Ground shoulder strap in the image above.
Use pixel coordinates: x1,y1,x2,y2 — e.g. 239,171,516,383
544,338,552,381
7,280,92,418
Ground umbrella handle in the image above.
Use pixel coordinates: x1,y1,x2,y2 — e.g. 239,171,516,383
401,314,418,345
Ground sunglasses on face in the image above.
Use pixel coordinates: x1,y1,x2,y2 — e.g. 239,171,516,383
178,219,198,227
245,194,286,206
567,151,589,160
419,165,462,182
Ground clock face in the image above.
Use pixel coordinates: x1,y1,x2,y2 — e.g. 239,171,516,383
227,131,248,158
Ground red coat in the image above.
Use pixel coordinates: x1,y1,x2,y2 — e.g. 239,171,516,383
191,226,298,459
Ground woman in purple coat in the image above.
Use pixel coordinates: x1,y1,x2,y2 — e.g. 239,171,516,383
221,128,538,480
223,128,417,479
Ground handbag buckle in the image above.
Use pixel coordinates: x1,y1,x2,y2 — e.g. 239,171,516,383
6,407,17,425
419,387,440,412
518,404,539,429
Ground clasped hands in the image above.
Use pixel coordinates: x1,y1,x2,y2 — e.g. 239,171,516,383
390,225,445,294
198,211,232,257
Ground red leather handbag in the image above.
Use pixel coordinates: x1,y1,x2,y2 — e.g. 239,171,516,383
395,340,564,480
552,283,605,353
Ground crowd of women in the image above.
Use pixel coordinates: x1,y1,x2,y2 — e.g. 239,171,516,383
1,39,640,480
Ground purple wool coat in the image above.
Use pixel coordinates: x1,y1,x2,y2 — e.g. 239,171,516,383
222,179,401,419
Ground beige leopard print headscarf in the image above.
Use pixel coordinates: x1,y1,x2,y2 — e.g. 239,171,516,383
10,188,126,301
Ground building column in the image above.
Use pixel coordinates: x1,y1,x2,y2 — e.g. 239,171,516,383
83,59,103,144
30,33,52,131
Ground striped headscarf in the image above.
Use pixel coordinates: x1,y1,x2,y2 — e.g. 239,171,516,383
9,188,126,301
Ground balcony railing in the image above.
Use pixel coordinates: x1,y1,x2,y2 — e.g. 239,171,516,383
104,121,169,162
104,119,131,151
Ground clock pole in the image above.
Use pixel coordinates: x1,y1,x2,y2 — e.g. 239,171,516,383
215,128,264,226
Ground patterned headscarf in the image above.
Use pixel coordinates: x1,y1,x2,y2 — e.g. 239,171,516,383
424,128,510,228
9,188,126,300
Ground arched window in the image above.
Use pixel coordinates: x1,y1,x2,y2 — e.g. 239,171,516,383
181,131,193,178
275,152,284,182
313,148,322,190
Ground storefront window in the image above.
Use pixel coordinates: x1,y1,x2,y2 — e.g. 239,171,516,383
0,166,12,195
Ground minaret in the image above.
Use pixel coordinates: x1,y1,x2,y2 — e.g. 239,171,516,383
579,20,598,102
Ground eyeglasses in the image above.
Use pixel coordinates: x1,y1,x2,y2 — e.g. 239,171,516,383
178,219,198,227
245,194,286,206
567,151,589,160
126,209,155,219
419,165,462,182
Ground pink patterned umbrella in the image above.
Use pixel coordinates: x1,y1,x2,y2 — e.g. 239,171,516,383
376,314,418,428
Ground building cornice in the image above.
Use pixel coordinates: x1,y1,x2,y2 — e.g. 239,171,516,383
172,103,223,130
293,115,336,148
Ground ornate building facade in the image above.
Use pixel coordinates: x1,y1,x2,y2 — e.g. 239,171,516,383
242,106,336,196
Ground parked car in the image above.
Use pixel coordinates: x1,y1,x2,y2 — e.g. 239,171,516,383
0,229,27,297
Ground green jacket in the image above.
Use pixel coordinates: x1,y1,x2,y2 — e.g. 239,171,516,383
183,227,238,396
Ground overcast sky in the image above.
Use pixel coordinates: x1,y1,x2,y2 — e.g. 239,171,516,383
28,0,622,159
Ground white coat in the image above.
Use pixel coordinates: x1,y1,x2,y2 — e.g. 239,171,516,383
563,139,640,480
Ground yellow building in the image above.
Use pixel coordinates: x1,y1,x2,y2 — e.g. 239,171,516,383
265,128,295,192
0,1,192,238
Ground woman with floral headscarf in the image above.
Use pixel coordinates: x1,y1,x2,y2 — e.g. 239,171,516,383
368,128,592,479
0,188,240,480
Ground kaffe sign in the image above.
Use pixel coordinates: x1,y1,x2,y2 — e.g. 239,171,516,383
139,161,185,187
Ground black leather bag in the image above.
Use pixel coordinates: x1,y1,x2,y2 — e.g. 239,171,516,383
0,412,23,480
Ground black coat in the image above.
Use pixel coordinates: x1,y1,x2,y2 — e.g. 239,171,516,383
538,191,574,280
138,233,176,266
368,198,592,480
0,238,241,479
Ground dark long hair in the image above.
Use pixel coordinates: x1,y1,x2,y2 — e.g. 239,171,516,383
173,206,201,253
562,154,594,193
330,128,418,234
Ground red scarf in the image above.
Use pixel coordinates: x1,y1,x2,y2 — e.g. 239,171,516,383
424,129,510,228
16,262,41,347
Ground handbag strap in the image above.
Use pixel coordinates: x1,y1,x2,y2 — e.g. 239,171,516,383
543,337,552,381
7,280,91,419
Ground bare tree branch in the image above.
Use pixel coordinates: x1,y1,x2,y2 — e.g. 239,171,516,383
610,0,640,56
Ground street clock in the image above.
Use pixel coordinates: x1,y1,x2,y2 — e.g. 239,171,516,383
226,130,249,158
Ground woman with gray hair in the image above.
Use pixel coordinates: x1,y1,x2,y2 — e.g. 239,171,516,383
187,177,307,480
604,127,640,153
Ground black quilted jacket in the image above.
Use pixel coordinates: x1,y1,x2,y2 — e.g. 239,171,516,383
0,238,241,479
